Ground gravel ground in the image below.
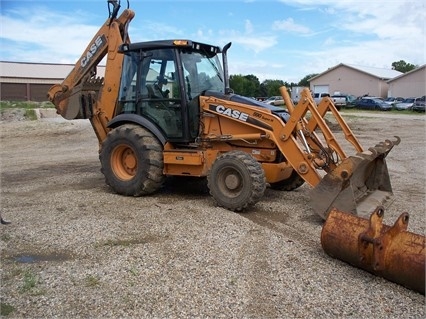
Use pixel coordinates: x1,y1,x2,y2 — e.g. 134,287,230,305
0,111,425,318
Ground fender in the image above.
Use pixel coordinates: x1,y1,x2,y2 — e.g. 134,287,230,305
107,113,167,145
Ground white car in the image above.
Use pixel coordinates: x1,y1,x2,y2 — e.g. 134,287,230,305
395,98,415,110
264,96,284,106
384,97,404,106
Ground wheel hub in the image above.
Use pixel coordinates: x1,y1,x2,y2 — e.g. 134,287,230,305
111,145,137,180
224,173,240,190
123,149,136,171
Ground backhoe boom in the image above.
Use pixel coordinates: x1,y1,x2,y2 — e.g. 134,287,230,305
47,3,134,142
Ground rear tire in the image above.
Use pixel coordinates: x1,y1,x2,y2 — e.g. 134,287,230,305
269,169,305,191
207,151,266,211
99,124,165,196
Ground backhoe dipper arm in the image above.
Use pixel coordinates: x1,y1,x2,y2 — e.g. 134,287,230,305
47,5,134,125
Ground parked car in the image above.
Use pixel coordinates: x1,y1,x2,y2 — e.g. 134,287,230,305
355,97,392,111
384,97,404,106
412,96,425,112
394,98,416,111
345,94,357,108
313,92,330,104
264,96,284,106
330,94,347,110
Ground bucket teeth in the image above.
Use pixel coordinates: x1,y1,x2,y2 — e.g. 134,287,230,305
310,137,400,219
81,77,104,91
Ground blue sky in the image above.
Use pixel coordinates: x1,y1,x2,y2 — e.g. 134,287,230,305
1,0,425,83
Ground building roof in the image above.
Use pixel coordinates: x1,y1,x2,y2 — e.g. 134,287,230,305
387,64,426,83
309,63,403,81
0,61,105,80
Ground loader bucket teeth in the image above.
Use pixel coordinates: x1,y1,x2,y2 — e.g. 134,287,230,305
310,137,400,220
321,207,425,295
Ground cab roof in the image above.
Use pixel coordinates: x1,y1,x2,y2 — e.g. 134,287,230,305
119,40,221,56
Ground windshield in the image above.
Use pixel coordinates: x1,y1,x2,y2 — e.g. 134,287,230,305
181,51,224,99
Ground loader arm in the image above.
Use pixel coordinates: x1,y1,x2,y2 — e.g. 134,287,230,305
200,86,399,219
280,87,363,170
47,2,135,142
281,88,399,218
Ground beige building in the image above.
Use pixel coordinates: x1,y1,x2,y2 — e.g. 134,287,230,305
309,63,403,98
2,61,424,102
387,65,426,98
0,61,105,101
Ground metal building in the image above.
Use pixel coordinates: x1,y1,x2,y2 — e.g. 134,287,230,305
387,65,426,98
309,63,403,98
0,61,105,101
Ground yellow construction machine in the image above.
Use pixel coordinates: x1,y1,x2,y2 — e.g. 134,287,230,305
47,0,424,294
48,0,399,218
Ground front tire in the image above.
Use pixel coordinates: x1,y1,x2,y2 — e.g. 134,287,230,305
207,151,266,212
99,124,165,196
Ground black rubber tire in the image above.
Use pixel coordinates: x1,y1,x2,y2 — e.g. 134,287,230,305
269,169,305,191
207,151,266,212
99,124,165,196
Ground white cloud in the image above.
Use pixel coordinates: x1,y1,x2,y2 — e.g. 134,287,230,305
322,37,335,46
273,0,426,74
245,20,254,34
272,18,311,34
227,34,278,54
0,8,100,63
136,22,184,39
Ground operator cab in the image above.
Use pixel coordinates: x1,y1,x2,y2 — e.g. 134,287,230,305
117,40,224,143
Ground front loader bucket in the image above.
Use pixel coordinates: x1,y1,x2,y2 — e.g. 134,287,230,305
310,137,400,220
321,207,425,295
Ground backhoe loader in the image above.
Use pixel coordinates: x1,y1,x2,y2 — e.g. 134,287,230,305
48,0,400,220
48,0,425,295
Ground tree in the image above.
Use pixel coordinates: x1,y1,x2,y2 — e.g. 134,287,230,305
261,79,286,96
229,74,260,97
229,74,298,98
391,60,417,73
298,73,318,87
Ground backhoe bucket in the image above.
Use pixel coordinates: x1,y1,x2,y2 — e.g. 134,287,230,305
321,207,425,295
310,137,400,220
49,76,103,120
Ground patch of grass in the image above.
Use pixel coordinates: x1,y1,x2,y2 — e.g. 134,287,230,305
393,109,423,115
9,266,24,278
20,270,38,292
0,100,54,110
85,275,101,287
1,233,12,241
1,265,24,282
24,109,38,120
229,276,237,285
0,302,15,316
340,107,423,115
129,267,139,276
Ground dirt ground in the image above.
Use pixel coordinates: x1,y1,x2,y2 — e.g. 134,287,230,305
0,111,425,318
